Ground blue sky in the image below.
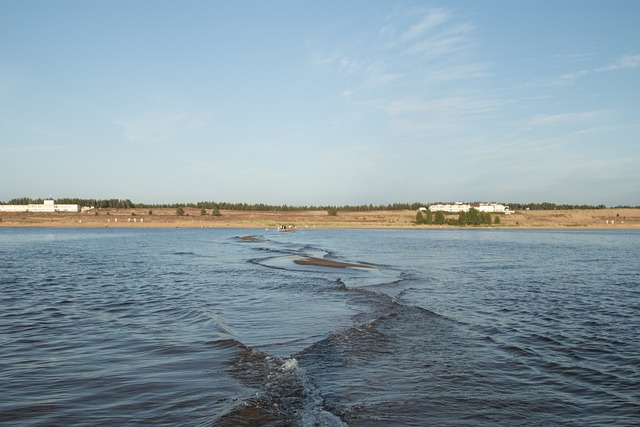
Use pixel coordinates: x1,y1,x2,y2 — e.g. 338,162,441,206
1,0,639,206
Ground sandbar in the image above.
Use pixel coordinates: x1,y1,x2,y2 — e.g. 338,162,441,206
294,257,376,269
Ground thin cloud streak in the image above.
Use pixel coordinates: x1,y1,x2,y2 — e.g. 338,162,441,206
522,111,607,131
596,53,640,72
117,110,211,144
405,23,475,58
548,53,640,87
401,8,450,41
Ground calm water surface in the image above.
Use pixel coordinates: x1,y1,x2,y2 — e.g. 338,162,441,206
1,227,638,426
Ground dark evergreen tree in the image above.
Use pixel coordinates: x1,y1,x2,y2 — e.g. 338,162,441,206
458,211,468,226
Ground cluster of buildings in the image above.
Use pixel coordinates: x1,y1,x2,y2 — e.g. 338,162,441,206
0,199,81,213
425,202,513,214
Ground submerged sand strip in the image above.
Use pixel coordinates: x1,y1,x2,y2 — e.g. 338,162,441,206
294,256,376,269
240,235,261,241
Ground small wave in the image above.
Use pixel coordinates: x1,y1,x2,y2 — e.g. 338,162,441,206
172,251,196,256
206,338,243,349
216,342,346,426
530,333,562,345
499,344,537,357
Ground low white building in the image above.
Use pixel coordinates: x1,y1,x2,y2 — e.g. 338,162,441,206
0,199,80,213
428,202,470,213
473,202,512,214
428,202,512,214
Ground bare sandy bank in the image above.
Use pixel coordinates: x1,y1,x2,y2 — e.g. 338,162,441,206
1,208,639,230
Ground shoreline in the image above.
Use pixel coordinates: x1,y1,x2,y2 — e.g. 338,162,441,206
1,208,639,230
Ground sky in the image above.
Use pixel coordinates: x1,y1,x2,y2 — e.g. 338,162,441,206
1,0,639,206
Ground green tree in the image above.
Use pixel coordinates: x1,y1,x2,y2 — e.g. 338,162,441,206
211,206,221,216
200,207,207,216
425,210,433,224
458,211,468,226
327,207,338,216
482,213,492,225
434,211,445,225
176,207,185,216
467,208,480,225
494,215,500,224
415,211,424,224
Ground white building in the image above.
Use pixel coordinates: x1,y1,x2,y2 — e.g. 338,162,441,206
473,202,512,214
0,199,80,213
428,202,469,213
428,202,512,214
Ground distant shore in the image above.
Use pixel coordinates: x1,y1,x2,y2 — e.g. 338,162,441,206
1,208,639,230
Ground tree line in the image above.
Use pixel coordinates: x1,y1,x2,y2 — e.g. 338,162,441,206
0,199,428,211
506,202,610,210
1,198,637,210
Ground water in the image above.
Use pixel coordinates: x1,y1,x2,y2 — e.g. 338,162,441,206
1,227,638,426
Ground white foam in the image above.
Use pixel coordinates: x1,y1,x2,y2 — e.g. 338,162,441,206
281,357,299,371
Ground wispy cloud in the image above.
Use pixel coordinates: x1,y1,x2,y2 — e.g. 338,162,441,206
310,52,361,76
314,7,478,86
386,95,498,116
549,69,590,87
312,6,489,138
549,53,640,86
425,62,490,81
400,8,450,41
385,95,501,137
338,56,361,74
465,137,563,162
117,110,210,144
596,53,640,72
0,120,66,153
556,156,640,197
522,111,607,131
405,22,475,59
554,52,595,63
363,62,398,87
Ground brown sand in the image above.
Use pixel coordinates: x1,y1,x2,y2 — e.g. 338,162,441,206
1,207,639,229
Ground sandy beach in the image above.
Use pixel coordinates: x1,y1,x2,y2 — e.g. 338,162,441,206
1,207,639,229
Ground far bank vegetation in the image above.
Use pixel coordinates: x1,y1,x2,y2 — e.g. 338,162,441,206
416,208,499,227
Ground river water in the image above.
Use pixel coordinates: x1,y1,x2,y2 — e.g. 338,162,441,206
1,227,638,426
